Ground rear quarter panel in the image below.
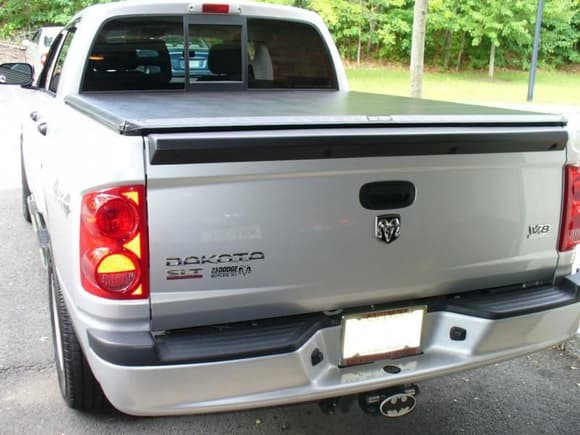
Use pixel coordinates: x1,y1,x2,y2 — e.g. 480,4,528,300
42,101,150,331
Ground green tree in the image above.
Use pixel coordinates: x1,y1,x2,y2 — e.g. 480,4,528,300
467,0,535,77
428,0,578,72
0,0,111,38
309,0,365,61
2,0,578,70
539,0,580,67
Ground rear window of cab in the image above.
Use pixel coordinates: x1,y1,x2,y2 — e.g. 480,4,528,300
81,16,337,91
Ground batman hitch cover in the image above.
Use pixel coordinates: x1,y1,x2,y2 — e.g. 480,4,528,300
359,384,419,418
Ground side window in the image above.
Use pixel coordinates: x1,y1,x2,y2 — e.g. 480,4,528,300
48,28,76,94
31,31,41,44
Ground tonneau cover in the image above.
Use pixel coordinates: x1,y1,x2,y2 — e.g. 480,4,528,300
65,91,567,135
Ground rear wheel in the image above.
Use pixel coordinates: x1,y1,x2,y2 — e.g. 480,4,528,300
49,260,106,410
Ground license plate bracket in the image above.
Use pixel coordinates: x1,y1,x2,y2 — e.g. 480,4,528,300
340,306,426,367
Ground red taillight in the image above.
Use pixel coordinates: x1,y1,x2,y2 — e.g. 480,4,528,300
80,186,148,299
84,194,138,241
40,53,47,65
202,3,229,13
559,166,580,252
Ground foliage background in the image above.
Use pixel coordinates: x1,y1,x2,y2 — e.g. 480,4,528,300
0,1,106,37
274,0,580,70
0,0,578,71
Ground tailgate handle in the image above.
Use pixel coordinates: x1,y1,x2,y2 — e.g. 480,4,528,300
359,181,416,210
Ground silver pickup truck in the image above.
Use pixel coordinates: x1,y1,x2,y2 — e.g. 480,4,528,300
1,0,579,418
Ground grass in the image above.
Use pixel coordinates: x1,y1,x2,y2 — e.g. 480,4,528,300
346,67,580,106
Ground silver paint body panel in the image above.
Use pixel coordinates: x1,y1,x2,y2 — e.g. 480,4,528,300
146,145,565,331
83,302,580,415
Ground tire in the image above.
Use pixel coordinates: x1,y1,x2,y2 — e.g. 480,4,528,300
48,260,106,410
21,155,31,223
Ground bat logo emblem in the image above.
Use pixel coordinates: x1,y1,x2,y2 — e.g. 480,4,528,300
379,393,417,417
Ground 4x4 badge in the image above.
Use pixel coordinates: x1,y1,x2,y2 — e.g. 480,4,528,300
376,215,401,244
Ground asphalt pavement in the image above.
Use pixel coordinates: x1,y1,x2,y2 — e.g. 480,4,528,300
0,85,579,434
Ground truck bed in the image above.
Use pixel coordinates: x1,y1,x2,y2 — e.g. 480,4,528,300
65,91,567,135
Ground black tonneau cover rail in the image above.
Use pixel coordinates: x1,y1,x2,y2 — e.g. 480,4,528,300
148,127,567,164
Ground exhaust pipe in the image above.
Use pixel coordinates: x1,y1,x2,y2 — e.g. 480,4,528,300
359,384,419,418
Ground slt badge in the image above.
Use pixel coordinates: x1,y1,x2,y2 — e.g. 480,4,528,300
375,215,401,244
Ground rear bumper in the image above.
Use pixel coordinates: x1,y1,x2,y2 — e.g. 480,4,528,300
84,282,580,416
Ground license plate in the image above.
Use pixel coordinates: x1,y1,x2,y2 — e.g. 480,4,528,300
189,60,202,69
340,306,426,367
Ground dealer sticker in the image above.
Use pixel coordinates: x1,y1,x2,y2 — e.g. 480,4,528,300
211,265,252,278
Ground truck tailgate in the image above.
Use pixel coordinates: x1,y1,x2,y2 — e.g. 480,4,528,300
145,125,567,331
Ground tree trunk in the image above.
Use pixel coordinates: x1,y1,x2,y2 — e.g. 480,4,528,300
356,0,362,67
410,0,428,98
443,30,454,69
367,20,375,56
356,35,362,67
488,42,496,78
455,32,466,72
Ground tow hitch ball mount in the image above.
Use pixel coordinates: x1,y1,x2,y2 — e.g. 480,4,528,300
319,384,419,418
